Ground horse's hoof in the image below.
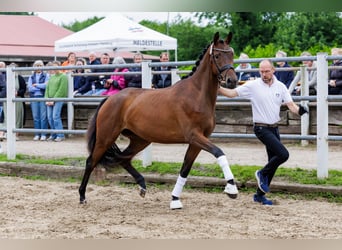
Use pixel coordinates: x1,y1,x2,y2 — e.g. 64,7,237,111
224,183,238,199
139,188,146,198
170,199,183,210
80,199,87,204
226,193,238,199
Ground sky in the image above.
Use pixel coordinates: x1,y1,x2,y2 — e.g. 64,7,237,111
36,12,195,26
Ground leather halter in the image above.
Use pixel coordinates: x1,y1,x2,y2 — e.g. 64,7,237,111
209,43,234,83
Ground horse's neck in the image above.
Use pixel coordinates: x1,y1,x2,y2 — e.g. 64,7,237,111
191,59,218,106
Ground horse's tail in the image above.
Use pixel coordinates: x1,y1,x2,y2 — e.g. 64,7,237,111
87,97,108,154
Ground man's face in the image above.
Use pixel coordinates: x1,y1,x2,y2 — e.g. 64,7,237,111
259,62,274,84
101,55,110,64
160,54,169,62
302,60,313,67
134,56,142,63
88,54,96,62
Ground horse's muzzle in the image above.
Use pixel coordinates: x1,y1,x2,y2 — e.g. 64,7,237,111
223,77,238,89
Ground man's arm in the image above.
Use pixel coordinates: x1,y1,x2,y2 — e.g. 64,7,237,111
286,101,308,116
218,86,239,98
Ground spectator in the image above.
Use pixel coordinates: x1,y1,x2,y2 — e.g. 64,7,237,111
61,52,76,72
0,62,6,139
125,52,143,88
102,56,129,96
218,59,308,205
235,53,260,83
274,50,294,88
74,52,101,95
152,52,173,88
28,60,50,141
289,51,317,96
0,62,26,140
328,48,342,95
72,58,87,95
45,61,68,142
83,52,111,96
9,63,26,140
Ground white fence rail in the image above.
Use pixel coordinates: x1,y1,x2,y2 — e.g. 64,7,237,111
1,54,342,179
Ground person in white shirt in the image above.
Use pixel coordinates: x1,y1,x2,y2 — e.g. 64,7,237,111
218,59,308,205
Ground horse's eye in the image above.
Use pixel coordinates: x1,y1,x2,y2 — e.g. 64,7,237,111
215,54,220,59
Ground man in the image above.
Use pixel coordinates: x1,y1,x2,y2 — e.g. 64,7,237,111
274,50,294,88
152,52,173,88
218,59,308,205
125,52,143,88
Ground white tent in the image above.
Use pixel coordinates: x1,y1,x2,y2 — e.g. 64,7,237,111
54,13,177,54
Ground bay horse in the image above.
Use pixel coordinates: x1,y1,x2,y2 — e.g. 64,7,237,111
79,31,239,209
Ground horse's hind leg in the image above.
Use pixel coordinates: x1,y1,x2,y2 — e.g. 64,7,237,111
120,136,151,197
79,156,95,204
170,144,201,209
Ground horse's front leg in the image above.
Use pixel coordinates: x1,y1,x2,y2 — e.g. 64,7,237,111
170,145,201,210
192,135,238,199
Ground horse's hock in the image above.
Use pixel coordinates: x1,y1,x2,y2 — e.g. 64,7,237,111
23,102,342,137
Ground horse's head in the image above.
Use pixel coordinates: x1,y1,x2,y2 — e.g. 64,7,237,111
210,31,237,89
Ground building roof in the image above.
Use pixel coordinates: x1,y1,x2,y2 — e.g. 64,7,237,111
0,15,72,57
0,15,159,62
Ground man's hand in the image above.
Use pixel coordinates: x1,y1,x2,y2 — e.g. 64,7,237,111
298,104,308,116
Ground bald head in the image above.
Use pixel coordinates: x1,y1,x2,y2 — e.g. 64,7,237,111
259,59,274,69
259,60,275,84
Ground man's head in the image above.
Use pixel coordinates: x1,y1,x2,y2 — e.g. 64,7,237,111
300,51,313,67
100,53,111,65
160,52,169,62
259,59,275,84
88,52,97,63
133,53,143,63
238,53,249,68
275,50,287,67
331,48,342,63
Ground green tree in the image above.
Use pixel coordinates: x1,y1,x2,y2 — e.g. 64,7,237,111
195,12,285,55
274,12,342,54
62,16,104,32
141,18,225,61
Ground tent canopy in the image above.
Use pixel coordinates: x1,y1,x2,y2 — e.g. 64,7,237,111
54,13,177,53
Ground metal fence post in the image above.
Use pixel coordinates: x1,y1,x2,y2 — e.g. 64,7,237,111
6,66,16,159
141,60,152,167
300,65,309,146
316,53,329,179
171,68,180,85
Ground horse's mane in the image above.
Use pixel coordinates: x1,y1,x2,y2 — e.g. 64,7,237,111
181,39,224,80
181,44,210,80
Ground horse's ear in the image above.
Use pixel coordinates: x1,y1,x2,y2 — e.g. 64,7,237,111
225,32,233,45
213,32,220,45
